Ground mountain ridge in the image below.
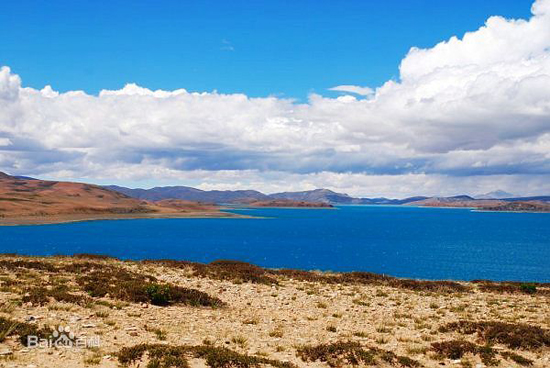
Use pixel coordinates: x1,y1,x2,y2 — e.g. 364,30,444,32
103,183,549,206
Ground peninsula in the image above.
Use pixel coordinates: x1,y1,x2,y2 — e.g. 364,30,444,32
0,172,239,225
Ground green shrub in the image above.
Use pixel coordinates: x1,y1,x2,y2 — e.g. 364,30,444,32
520,283,537,294
146,284,172,306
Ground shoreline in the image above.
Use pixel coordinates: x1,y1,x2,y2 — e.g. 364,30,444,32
1,253,548,285
472,209,550,214
0,210,253,226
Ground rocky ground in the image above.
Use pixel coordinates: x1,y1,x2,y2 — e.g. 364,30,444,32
0,255,548,368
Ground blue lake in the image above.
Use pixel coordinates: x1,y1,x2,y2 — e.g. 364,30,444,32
0,206,549,282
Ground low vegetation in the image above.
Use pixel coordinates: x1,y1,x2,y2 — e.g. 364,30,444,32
431,339,535,366
439,320,550,350
471,280,549,295
117,343,297,368
145,259,469,294
0,255,224,308
0,316,51,345
0,255,548,368
297,341,421,367
22,285,92,306
77,267,225,307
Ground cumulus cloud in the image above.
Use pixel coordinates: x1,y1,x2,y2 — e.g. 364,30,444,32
1,0,550,197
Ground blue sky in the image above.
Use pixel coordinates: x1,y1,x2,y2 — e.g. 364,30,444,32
1,0,549,197
0,0,532,99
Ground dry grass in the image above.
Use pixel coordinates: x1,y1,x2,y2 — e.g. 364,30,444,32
0,255,548,368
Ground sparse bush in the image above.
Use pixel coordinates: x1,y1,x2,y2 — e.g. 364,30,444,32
77,268,224,307
0,259,57,273
477,344,498,366
431,340,478,360
397,355,422,367
472,280,549,295
439,320,550,350
268,329,284,338
0,317,51,346
231,336,248,348
144,259,278,285
297,341,420,368
73,253,118,261
297,341,376,367
326,325,337,333
501,351,533,366
117,343,296,368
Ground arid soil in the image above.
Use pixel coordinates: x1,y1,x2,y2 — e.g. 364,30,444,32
0,255,548,368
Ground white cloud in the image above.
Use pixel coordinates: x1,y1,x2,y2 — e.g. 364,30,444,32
328,85,374,96
1,0,550,197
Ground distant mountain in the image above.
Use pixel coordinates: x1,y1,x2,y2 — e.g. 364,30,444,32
475,190,516,199
269,190,430,205
242,199,333,208
105,185,431,205
101,183,549,206
269,189,353,203
105,185,268,203
404,197,503,208
369,196,431,205
502,196,550,202
0,172,37,180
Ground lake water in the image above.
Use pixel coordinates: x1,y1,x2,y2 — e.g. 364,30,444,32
0,206,549,282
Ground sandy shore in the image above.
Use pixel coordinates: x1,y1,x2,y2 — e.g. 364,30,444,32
0,255,548,368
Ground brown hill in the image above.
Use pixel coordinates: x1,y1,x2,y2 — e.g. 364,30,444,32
405,196,550,212
0,171,12,180
482,201,550,212
0,173,235,225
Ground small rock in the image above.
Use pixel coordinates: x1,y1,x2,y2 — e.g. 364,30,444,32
141,303,148,308
82,323,96,328
0,349,13,356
